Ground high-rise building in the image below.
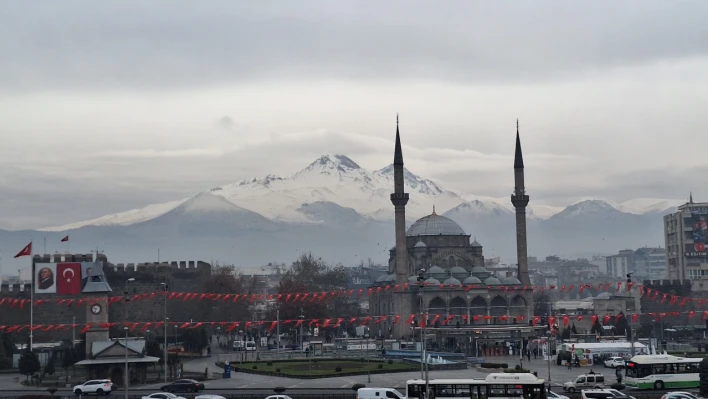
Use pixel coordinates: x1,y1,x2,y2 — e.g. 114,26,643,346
664,194,708,286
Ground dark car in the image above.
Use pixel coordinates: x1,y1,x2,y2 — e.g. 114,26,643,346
161,379,205,393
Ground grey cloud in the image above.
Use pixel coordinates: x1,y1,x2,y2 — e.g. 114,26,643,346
1,1,707,91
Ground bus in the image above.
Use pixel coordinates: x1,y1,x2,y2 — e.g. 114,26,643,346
624,354,701,389
406,373,547,399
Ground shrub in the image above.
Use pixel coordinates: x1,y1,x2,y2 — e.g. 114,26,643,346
378,364,383,369
480,363,504,369
276,368,281,373
388,360,393,364
336,367,342,372
360,358,366,362
273,387,286,394
504,368,529,373
501,363,508,368
252,365,257,369
267,362,273,366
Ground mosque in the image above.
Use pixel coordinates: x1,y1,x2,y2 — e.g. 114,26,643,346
369,120,533,340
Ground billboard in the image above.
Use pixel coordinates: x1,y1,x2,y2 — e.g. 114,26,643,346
34,261,106,295
685,211,708,257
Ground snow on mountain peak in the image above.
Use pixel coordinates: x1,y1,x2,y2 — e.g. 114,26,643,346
555,199,621,218
445,200,513,216
175,192,247,214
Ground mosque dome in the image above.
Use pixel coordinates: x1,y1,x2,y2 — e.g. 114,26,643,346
502,276,522,285
406,212,466,236
471,239,483,248
450,266,468,279
427,265,446,279
443,276,462,286
385,274,396,282
484,276,502,285
424,277,441,287
408,275,420,285
414,241,427,248
470,265,491,278
375,274,387,283
463,275,482,284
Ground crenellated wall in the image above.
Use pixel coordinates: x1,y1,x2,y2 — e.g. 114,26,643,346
0,254,212,343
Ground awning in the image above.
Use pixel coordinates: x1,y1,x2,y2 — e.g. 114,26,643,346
75,356,160,366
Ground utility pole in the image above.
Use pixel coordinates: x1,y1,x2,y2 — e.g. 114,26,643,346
161,282,168,383
276,310,280,359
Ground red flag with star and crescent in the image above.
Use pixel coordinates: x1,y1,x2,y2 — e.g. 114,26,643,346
14,242,32,258
57,263,81,295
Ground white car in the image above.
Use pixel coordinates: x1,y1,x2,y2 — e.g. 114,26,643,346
265,396,293,399
548,391,570,399
196,396,227,399
604,357,625,368
662,393,704,399
142,393,187,399
73,379,114,396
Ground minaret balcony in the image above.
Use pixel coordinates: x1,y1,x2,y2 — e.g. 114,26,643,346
510,194,529,208
390,192,410,206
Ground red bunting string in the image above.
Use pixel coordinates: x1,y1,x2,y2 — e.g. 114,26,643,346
1,281,706,312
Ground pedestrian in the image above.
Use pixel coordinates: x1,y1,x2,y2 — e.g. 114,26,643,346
567,359,571,370
527,349,531,362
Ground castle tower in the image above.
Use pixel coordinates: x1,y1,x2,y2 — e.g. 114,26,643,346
390,116,411,339
511,121,532,286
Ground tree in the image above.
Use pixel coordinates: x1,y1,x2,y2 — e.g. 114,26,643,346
186,265,252,322
532,290,551,317
699,357,708,396
614,313,630,339
267,253,354,322
146,341,163,361
18,351,40,380
591,319,603,335
44,355,56,376
571,323,578,334
62,347,78,372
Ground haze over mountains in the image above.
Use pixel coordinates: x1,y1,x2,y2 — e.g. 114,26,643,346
0,155,685,271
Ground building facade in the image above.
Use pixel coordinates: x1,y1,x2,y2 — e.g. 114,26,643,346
664,196,708,286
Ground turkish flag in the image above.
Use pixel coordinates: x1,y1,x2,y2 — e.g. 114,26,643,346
695,242,706,252
57,263,81,295
14,242,32,258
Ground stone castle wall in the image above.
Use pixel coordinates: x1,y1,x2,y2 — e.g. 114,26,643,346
0,254,212,342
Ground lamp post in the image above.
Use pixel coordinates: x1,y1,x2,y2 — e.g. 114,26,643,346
365,332,371,383
160,282,168,383
416,268,429,399
124,278,134,399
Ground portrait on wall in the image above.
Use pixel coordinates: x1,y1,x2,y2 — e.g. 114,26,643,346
81,261,105,292
35,264,57,294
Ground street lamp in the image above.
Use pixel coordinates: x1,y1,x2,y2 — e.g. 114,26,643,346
416,268,429,399
124,278,134,399
365,332,371,383
160,282,169,383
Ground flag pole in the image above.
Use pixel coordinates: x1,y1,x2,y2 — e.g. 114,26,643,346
30,240,34,352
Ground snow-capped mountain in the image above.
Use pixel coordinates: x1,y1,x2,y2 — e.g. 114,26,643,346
40,154,687,234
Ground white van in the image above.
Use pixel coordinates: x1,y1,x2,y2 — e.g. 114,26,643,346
562,374,606,392
245,341,257,351
232,341,244,351
356,388,404,399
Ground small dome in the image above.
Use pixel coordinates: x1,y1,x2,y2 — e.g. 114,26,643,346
470,265,491,278
596,292,611,300
463,275,482,284
484,276,502,285
424,277,441,287
375,274,387,283
502,276,522,285
408,275,419,285
406,213,466,236
450,266,468,279
385,274,396,282
471,240,482,248
390,246,396,251
427,265,446,278
414,241,427,248
443,276,462,286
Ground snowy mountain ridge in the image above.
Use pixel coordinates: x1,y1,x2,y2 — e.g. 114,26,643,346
40,154,685,232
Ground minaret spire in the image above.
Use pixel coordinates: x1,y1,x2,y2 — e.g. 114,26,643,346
690,192,694,204
394,114,403,166
514,119,524,169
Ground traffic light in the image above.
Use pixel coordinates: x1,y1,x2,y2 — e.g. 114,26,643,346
626,273,633,284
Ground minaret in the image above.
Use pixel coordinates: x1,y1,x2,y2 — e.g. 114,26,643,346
511,120,532,286
390,115,410,339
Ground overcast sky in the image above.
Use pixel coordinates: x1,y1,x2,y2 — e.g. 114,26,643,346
1,0,707,230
